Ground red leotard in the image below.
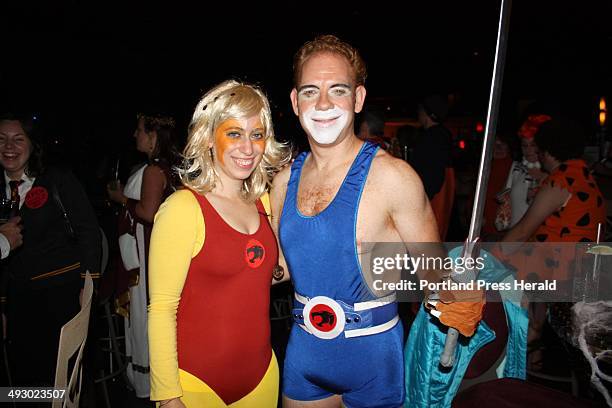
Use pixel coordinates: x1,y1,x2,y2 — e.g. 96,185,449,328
176,191,277,404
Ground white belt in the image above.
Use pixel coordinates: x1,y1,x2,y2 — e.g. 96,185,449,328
293,292,399,339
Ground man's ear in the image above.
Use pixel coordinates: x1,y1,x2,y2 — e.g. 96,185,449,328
354,85,366,113
290,88,300,116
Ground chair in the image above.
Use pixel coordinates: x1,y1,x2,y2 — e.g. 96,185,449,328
271,293,293,330
94,300,131,408
94,228,131,408
53,271,94,408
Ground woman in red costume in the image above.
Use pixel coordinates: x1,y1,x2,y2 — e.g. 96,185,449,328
148,80,290,407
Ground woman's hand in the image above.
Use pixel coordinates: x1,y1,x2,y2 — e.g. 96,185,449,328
107,182,127,205
159,398,186,408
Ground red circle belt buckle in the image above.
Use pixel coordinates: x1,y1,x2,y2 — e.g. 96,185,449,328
303,296,346,339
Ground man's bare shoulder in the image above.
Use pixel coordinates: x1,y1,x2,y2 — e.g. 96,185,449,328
369,148,423,191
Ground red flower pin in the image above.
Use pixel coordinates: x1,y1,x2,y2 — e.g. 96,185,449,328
25,186,49,209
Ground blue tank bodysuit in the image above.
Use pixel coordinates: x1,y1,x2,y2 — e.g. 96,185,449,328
279,141,405,408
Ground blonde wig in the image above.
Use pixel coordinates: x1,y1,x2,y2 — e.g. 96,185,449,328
179,80,290,202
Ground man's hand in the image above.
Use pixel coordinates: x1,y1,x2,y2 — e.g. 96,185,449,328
0,216,23,250
426,288,485,337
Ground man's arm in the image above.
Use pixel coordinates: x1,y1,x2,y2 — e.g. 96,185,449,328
387,159,440,243
384,156,485,337
269,166,291,284
384,157,443,282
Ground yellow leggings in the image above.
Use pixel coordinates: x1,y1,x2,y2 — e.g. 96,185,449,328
161,352,279,407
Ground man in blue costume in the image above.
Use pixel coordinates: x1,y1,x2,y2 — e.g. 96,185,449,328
270,35,441,408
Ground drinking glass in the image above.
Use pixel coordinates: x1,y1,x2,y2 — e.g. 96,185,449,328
0,198,12,224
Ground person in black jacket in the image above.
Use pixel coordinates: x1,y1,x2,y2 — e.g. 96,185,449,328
409,95,453,200
0,112,100,387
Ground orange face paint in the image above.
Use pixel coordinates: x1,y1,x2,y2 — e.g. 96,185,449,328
214,119,239,166
213,117,265,168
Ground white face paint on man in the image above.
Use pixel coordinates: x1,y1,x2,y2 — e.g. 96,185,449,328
302,105,349,145
290,52,366,147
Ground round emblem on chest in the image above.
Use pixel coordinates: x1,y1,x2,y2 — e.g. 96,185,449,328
245,239,265,268
25,186,49,209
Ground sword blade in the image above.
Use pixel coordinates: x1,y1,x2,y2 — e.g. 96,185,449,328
468,0,513,245
440,0,513,368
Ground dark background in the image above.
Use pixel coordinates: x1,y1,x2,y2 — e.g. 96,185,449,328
1,0,610,181
1,4,610,405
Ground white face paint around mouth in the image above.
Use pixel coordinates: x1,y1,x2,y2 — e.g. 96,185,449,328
302,106,349,145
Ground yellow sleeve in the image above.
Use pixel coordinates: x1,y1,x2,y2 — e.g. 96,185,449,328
261,192,271,220
148,189,205,401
